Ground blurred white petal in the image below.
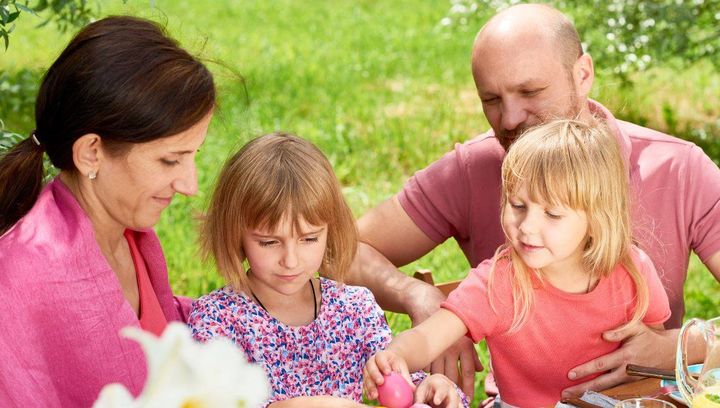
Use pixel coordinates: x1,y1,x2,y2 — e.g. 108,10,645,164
95,323,269,408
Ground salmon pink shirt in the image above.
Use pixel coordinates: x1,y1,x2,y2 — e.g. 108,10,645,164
442,247,670,407
0,178,191,407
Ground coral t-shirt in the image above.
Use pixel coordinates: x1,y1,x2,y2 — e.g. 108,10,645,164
441,247,670,407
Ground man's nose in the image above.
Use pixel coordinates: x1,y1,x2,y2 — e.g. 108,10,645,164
501,101,529,132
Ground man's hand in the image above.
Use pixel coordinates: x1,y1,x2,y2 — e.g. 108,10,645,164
427,336,482,401
561,321,678,399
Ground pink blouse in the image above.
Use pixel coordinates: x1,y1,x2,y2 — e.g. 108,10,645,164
0,178,191,407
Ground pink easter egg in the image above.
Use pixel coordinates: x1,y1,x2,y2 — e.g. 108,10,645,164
377,372,414,408
410,404,432,408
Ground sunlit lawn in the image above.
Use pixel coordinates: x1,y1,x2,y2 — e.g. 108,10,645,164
2,0,719,402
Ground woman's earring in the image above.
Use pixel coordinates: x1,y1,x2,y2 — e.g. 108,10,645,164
88,171,97,180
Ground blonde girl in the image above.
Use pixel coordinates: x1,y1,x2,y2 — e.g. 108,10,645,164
189,133,465,408
364,119,671,407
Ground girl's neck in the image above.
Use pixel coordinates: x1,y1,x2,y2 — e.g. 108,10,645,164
541,264,597,294
247,274,321,327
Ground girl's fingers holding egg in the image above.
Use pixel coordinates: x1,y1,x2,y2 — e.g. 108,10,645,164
374,351,398,376
382,353,412,387
364,356,385,385
363,367,379,399
400,369,415,390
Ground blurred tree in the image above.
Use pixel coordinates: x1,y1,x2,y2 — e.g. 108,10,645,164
439,0,720,79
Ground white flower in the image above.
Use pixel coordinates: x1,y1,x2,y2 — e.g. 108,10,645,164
94,322,269,408
94,385,136,408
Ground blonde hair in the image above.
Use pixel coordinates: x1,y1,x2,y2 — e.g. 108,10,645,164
491,119,649,332
201,132,358,294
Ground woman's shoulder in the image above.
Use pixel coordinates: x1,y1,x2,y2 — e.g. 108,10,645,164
0,179,96,268
2,181,53,242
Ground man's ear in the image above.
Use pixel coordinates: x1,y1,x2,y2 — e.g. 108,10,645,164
574,53,594,99
72,134,103,178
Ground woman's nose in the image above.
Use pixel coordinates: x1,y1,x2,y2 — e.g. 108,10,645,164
172,162,198,196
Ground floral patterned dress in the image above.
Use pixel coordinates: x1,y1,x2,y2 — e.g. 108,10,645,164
188,278,395,406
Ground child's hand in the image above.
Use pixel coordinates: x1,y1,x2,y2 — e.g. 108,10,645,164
363,350,413,401
414,374,463,408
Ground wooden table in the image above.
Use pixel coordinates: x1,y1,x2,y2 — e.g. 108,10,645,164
602,378,686,407
561,378,687,407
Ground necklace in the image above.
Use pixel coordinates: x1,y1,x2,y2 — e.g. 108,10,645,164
249,276,318,320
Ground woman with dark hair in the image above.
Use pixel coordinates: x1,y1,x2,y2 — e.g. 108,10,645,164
0,16,215,406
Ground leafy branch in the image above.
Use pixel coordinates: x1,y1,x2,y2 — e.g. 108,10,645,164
0,0,95,50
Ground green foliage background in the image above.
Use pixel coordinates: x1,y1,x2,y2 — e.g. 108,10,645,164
1,0,719,402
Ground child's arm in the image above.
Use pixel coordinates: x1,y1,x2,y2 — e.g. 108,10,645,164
364,309,468,400
268,395,368,408
385,309,469,372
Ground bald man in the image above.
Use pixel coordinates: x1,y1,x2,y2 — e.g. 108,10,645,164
347,3,720,401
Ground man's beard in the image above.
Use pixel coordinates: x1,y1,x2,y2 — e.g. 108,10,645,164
497,91,582,152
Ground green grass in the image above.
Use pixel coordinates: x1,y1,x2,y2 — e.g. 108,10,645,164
2,0,719,403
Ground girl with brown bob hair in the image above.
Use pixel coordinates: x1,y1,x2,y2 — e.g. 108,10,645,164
189,133,467,407
0,16,215,406
200,132,357,293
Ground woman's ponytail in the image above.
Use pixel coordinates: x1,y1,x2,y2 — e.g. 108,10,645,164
0,136,45,235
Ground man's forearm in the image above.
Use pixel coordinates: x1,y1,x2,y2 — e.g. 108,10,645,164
346,242,446,319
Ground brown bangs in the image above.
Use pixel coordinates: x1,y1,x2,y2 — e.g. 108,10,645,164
236,138,338,233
